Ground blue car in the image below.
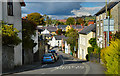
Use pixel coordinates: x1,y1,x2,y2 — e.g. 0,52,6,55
42,53,55,64
48,50,59,61
48,50,56,53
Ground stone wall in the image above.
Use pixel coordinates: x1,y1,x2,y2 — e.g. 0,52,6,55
118,2,120,31
23,49,33,65
2,46,14,71
111,3,119,32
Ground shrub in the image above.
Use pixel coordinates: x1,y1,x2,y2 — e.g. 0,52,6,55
101,39,120,74
2,24,21,46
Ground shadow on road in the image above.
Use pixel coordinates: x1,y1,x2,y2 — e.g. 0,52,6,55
3,53,88,75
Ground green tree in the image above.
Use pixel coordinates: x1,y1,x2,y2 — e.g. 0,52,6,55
76,18,84,25
89,38,97,47
66,17,75,25
2,24,21,46
56,29,62,35
65,28,78,54
22,19,37,49
27,13,45,25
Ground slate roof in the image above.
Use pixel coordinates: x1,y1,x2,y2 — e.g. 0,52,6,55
57,25,68,29
44,34,52,37
37,26,57,32
95,1,120,16
54,35,66,40
79,24,96,35
70,25,82,29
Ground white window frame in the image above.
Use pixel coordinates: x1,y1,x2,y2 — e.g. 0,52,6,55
101,14,103,20
97,24,99,36
100,23,103,36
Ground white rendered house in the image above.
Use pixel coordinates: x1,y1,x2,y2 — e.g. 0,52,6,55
0,0,25,65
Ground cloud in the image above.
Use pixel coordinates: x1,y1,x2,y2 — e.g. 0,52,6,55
24,0,119,2
22,2,81,15
71,6,102,17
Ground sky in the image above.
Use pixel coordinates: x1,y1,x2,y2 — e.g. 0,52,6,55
22,1,106,19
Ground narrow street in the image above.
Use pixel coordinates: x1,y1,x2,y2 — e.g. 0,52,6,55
3,48,105,75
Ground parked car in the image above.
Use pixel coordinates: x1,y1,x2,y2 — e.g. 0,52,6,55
42,53,55,64
48,50,59,61
58,47,62,51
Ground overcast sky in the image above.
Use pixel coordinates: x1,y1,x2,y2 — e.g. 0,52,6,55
22,1,106,19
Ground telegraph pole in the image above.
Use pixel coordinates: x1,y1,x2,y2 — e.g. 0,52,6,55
106,0,110,46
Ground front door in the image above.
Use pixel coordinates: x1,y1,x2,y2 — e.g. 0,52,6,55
82,49,84,59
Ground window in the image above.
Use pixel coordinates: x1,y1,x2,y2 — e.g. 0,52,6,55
7,0,13,16
101,23,103,36
101,15,103,20
97,24,99,36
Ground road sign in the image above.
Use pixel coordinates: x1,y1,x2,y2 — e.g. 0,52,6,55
103,19,114,31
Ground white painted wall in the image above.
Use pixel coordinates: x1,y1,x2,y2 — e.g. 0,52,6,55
78,32,95,60
32,30,38,53
0,0,2,21
41,29,50,34
48,36,62,47
65,41,68,54
1,0,23,66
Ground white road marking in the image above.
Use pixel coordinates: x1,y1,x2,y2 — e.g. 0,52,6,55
51,55,65,72
82,63,90,76
41,73,45,74
41,64,47,67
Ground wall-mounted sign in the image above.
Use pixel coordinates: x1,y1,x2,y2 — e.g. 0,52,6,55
103,19,114,31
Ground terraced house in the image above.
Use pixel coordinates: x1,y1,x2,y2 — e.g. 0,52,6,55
0,0,25,70
95,1,120,48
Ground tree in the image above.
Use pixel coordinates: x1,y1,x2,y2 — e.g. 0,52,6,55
89,38,97,47
76,18,84,25
65,28,79,54
27,13,45,25
66,17,75,25
2,23,21,46
22,19,37,49
56,29,62,35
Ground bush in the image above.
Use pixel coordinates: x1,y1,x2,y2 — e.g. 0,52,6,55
101,39,120,74
2,24,21,46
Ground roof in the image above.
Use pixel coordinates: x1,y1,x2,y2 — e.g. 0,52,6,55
95,1,119,16
57,25,68,29
57,19,67,23
44,34,52,37
70,25,82,29
47,27,57,32
54,35,66,40
37,26,57,32
79,24,96,35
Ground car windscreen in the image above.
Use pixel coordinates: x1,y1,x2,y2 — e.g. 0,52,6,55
43,54,52,57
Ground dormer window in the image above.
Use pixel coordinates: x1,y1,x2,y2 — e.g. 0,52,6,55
7,0,13,16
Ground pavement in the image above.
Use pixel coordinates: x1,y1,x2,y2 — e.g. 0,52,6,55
2,48,105,76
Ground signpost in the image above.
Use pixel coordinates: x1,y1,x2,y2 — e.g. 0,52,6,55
103,19,114,31
103,18,114,46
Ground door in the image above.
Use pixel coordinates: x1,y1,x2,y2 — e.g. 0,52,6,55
82,49,84,59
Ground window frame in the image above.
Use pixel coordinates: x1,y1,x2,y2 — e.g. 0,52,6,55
7,0,13,16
